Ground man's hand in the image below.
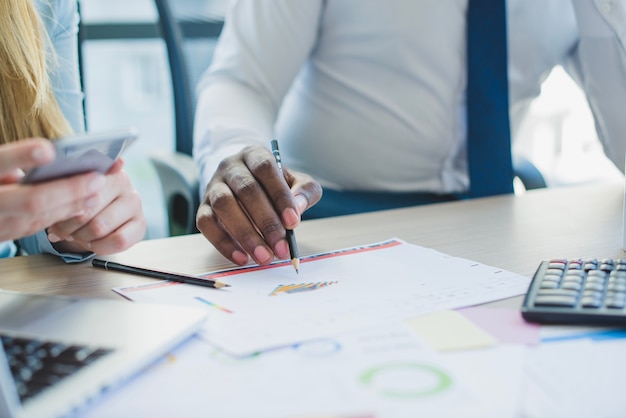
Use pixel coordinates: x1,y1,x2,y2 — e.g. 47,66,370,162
196,145,322,266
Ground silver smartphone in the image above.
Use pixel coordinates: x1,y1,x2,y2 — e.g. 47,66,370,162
21,127,138,184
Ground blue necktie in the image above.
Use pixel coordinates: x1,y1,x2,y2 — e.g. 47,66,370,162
466,0,514,197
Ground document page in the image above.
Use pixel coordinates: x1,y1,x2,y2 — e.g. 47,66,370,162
84,323,522,418
114,239,530,356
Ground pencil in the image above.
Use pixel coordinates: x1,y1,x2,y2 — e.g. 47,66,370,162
92,259,230,289
270,139,300,273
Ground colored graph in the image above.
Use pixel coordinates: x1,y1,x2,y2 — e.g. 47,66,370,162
269,281,338,296
359,363,452,398
194,296,234,313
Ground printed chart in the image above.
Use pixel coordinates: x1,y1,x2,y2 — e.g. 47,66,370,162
115,238,531,356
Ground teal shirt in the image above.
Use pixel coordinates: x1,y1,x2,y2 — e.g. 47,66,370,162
1,0,88,262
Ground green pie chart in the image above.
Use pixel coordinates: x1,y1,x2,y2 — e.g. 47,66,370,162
359,362,453,399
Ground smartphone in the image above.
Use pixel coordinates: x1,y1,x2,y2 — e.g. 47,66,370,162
21,127,139,184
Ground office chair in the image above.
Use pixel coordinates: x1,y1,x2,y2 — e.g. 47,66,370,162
514,155,546,190
152,0,224,236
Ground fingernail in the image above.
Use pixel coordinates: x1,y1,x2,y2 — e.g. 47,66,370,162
88,175,106,192
64,235,74,242
295,194,308,214
31,145,53,162
232,250,249,265
282,208,299,228
253,246,273,264
48,233,61,243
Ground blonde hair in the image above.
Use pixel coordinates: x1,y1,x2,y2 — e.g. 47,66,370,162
0,0,71,145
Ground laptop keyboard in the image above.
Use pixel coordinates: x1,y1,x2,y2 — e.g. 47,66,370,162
1,335,113,402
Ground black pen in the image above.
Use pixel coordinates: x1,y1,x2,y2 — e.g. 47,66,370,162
270,139,300,274
92,259,230,289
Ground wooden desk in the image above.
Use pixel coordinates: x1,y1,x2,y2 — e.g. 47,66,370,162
1,183,624,305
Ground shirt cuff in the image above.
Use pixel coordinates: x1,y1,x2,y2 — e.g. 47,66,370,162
0,241,17,258
19,230,95,263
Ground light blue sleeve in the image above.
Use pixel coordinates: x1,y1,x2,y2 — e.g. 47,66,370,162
37,0,86,134
19,232,93,263
0,241,18,259
17,0,91,262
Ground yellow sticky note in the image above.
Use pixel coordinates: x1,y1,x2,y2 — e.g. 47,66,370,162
405,310,497,351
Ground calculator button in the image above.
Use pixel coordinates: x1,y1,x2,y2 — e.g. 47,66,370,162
605,298,626,309
608,275,626,283
534,295,577,307
587,270,607,279
548,262,566,270
563,275,584,284
581,297,603,308
583,290,603,299
540,281,559,289
609,276,626,284
600,264,615,272
584,264,597,271
537,289,579,298
546,269,565,276
607,283,626,292
586,277,607,287
542,274,561,283
561,282,582,291
584,282,605,292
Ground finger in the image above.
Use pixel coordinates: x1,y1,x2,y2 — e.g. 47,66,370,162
196,202,250,266
66,189,143,243
47,170,133,241
245,148,301,229
221,160,290,260
0,139,55,176
0,169,25,185
82,215,146,255
106,158,124,174
0,172,104,228
288,170,324,215
202,181,275,265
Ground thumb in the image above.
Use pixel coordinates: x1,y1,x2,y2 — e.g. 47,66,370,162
0,139,55,176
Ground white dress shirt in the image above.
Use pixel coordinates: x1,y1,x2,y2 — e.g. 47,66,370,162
194,0,626,194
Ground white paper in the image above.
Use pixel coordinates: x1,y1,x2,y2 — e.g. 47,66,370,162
114,239,530,356
520,338,626,418
82,323,519,418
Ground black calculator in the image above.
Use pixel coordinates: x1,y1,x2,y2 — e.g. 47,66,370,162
521,258,626,325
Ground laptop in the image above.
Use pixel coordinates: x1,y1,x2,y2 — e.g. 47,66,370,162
0,289,207,418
